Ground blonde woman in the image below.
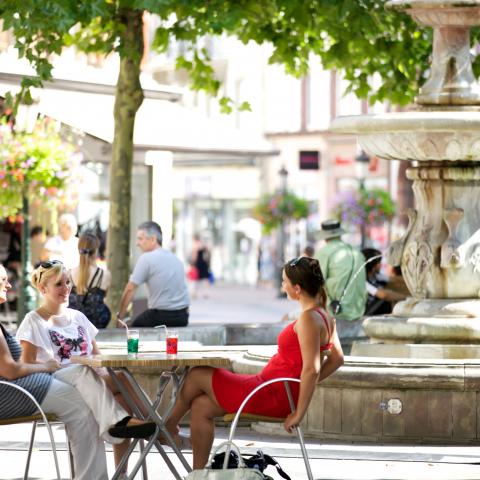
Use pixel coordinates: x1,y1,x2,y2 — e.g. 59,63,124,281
69,231,111,328
0,263,154,480
17,260,151,478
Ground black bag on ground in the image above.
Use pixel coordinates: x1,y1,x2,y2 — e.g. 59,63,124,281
211,450,291,480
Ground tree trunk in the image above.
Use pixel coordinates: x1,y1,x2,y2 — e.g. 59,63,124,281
106,8,144,319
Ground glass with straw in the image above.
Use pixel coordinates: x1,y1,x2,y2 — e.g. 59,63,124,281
118,318,139,356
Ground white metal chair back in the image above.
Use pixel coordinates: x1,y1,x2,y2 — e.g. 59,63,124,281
0,380,63,480
224,377,313,480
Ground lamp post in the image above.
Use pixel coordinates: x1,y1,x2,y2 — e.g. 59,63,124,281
355,149,370,249
15,100,39,325
276,165,288,297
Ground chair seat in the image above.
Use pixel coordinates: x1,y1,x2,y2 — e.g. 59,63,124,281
223,412,284,423
0,413,57,426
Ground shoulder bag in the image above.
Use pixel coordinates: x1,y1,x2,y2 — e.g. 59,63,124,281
69,268,111,328
185,442,267,480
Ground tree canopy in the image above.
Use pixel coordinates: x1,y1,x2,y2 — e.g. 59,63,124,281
0,0,468,313
1,0,473,107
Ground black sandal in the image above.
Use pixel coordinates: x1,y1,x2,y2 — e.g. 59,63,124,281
108,416,156,439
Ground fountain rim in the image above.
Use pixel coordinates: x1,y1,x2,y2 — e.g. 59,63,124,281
330,111,480,134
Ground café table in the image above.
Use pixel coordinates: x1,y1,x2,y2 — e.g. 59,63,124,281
71,352,231,480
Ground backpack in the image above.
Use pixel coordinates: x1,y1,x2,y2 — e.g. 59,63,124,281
69,268,111,329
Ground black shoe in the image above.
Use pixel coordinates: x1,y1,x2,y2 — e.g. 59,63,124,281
108,416,156,439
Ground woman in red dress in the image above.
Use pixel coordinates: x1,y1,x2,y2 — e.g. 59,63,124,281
166,256,344,469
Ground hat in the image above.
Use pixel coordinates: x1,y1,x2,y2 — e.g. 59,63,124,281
317,219,345,240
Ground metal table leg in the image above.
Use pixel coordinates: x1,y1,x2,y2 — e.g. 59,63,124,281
107,366,192,480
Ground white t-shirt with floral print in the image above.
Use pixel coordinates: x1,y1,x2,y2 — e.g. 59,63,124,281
17,308,98,364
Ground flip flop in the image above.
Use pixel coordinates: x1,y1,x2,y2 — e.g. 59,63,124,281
108,416,156,439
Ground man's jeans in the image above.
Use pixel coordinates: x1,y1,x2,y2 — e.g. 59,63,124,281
132,307,189,327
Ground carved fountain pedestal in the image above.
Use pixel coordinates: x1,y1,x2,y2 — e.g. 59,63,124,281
334,1,480,359
289,0,480,444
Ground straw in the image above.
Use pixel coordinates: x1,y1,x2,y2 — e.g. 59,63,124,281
117,317,130,336
154,324,168,338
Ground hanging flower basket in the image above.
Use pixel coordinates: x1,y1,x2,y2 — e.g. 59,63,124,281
0,117,80,218
332,188,395,227
253,191,309,234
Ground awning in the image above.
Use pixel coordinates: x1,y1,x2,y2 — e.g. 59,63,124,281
0,73,277,157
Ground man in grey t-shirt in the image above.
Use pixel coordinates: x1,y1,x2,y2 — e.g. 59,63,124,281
116,221,190,327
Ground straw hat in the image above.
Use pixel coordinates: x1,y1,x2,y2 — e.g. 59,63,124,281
317,219,345,240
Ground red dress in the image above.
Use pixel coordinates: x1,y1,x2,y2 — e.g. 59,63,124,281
212,308,332,417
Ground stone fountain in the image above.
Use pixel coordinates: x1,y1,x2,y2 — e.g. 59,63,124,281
335,0,480,358
240,0,480,444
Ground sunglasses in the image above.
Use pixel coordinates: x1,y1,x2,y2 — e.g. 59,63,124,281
39,260,63,269
38,260,63,281
289,257,301,267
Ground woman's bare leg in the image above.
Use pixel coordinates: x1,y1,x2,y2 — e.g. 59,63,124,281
190,394,225,468
166,366,222,433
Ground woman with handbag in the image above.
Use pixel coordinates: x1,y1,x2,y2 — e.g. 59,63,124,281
68,231,111,328
164,256,345,469
17,260,151,479
0,263,155,479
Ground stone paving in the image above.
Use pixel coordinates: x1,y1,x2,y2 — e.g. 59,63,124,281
1,422,480,479
2,283,480,478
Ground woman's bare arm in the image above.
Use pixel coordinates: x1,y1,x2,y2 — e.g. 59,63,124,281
318,322,344,382
19,340,40,364
1,335,59,380
284,311,320,432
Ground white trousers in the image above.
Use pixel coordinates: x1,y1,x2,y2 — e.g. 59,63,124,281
40,364,128,480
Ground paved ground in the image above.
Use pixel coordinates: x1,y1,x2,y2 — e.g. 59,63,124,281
2,283,480,479
188,282,291,324
1,422,480,480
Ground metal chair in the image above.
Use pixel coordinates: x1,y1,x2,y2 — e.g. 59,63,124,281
0,380,73,480
222,377,313,480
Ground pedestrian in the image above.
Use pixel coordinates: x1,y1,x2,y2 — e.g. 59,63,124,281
189,233,211,299
42,213,79,269
362,248,407,315
68,231,112,328
30,225,46,267
303,244,315,258
0,263,155,480
162,256,344,469
317,219,367,321
116,221,190,327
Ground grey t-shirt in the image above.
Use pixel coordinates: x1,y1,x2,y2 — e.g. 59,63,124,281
130,248,190,311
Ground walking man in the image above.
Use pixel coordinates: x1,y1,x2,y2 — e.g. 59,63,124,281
116,221,190,327
317,219,367,353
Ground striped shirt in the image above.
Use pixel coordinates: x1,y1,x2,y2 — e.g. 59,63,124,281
0,325,52,419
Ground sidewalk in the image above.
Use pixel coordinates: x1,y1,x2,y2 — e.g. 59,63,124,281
1,422,480,479
188,282,291,324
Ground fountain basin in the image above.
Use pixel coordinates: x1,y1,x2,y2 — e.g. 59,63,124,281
235,349,480,443
331,111,480,161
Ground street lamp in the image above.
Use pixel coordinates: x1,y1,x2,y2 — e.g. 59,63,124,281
276,165,288,297
355,149,370,249
15,99,39,324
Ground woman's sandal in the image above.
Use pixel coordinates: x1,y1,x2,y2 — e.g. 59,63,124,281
108,416,156,439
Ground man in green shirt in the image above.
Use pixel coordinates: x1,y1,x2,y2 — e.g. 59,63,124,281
317,219,367,322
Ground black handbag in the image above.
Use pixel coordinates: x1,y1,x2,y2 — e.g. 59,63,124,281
69,268,111,328
211,449,291,480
